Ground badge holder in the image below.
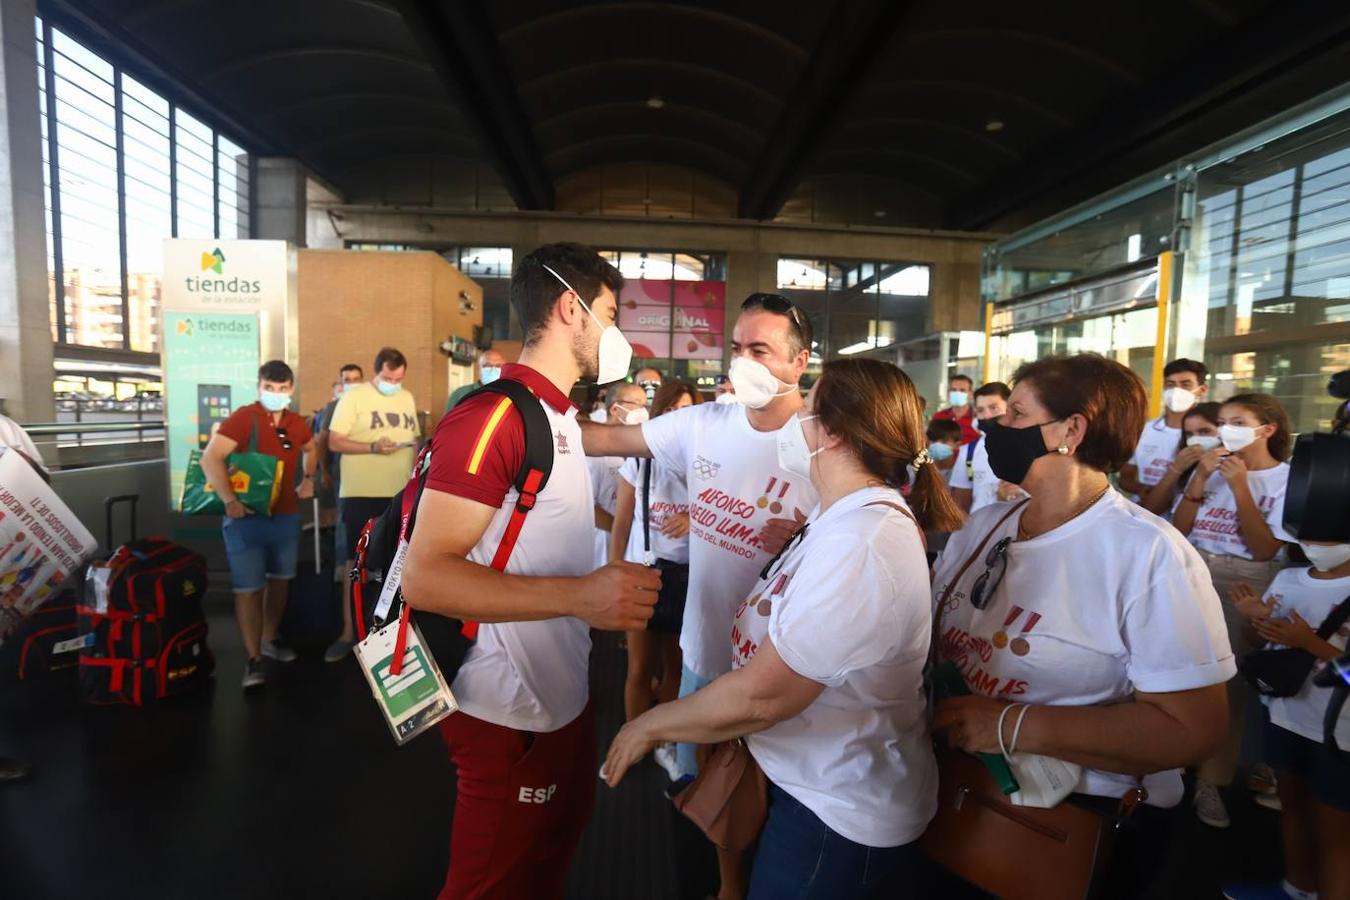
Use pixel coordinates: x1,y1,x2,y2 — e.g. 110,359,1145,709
355,602,457,746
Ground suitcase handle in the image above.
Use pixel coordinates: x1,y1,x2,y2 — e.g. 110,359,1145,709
104,494,139,551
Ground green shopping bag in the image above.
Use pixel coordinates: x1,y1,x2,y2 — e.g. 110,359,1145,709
180,408,284,516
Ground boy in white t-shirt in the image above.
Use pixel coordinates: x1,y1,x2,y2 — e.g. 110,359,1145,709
587,382,648,570
949,381,1024,514
1119,358,1209,499
1225,541,1350,900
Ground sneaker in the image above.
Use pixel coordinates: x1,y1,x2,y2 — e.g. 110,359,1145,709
0,756,32,783
1253,792,1283,812
1222,883,1298,900
242,657,266,690
654,743,682,781
1194,780,1231,829
1247,764,1279,796
260,639,297,663
323,639,355,663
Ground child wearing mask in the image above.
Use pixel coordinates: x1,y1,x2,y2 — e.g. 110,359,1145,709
1224,540,1350,900
925,419,963,484
1140,402,1221,517
1173,393,1294,829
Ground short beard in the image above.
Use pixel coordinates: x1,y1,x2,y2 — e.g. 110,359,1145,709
572,316,600,381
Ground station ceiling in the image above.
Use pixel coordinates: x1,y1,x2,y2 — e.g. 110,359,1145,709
46,0,1350,230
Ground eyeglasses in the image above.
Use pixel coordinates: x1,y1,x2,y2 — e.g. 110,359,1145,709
742,293,810,349
759,524,809,581
275,426,293,452
969,537,1011,610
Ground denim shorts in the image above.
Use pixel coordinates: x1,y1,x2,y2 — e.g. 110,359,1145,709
222,512,301,592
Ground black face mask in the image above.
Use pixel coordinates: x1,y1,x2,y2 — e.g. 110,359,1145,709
982,418,1060,485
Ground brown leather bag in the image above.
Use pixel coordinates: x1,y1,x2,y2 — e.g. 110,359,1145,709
672,738,767,851
921,500,1143,900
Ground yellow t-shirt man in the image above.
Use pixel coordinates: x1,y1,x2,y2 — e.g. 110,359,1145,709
329,382,420,498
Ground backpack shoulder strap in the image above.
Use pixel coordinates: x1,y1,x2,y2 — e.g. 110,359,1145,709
461,379,555,498
641,458,652,554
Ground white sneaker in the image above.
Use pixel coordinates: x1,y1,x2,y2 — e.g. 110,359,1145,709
1194,780,1231,829
653,743,682,781
1253,792,1283,812
260,639,297,663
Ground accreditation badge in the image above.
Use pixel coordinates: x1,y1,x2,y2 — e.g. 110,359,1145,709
355,613,457,746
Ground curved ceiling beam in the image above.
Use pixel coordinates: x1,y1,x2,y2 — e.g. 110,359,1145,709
535,101,762,148
738,0,915,220
501,2,806,58
865,79,1074,129
907,28,1139,84
394,0,555,209
840,116,1022,162
518,59,782,111
546,136,749,183
205,45,434,80
296,126,479,157
813,147,981,186
334,151,488,175
263,91,460,122
546,134,748,169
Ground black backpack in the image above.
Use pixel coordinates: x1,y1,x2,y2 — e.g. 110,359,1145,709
350,378,555,678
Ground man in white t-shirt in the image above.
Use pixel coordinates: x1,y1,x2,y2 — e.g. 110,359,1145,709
949,382,1021,514
587,382,648,570
401,242,661,900
581,293,821,777
1119,358,1209,499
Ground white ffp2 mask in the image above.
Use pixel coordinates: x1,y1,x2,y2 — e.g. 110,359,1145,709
1219,424,1258,453
775,413,821,480
541,263,633,385
729,356,796,410
1299,542,1350,572
1186,435,1222,452
1163,387,1198,413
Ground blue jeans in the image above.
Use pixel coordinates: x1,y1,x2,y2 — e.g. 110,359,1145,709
675,665,713,779
748,782,923,900
221,513,301,592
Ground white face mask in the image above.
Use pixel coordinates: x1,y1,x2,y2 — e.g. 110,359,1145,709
1186,434,1222,452
1219,423,1259,453
948,390,969,408
714,392,741,406
1163,387,1198,413
480,366,502,385
1299,542,1350,572
541,263,633,385
729,356,796,410
775,413,821,480
615,405,649,426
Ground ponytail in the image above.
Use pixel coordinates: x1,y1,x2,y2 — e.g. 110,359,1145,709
908,457,966,534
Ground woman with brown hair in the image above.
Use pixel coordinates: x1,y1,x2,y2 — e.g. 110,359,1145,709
610,380,700,778
1172,392,1294,829
601,358,961,900
931,354,1233,899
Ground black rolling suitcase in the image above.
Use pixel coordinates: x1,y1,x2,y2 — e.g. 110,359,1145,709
279,497,341,650
77,496,214,705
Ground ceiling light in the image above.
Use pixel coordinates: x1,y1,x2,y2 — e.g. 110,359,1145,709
873,209,887,218
985,119,1004,132
646,96,665,109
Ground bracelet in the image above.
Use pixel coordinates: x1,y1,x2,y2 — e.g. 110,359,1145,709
996,703,1028,760
1010,704,1032,755
1182,492,1205,503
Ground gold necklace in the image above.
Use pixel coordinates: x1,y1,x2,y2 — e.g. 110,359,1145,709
1017,484,1111,541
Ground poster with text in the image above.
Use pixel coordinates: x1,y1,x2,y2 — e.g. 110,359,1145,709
163,311,261,510
618,280,725,360
0,448,97,643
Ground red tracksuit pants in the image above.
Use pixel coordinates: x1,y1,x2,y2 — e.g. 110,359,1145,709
437,704,596,900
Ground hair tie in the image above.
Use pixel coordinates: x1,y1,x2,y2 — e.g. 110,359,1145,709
911,448,934,470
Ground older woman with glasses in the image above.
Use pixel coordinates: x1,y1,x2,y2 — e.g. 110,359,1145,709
930,354,1234,899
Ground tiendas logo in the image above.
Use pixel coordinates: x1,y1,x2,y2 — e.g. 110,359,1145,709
186,246,261,294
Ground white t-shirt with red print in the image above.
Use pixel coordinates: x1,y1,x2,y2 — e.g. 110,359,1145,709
1129,417,1182,491
932,491,1234,807
731,486,937,847
1260,566,1350,747
616,458,690,565
642,402,819,680
1186,462,1293,559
